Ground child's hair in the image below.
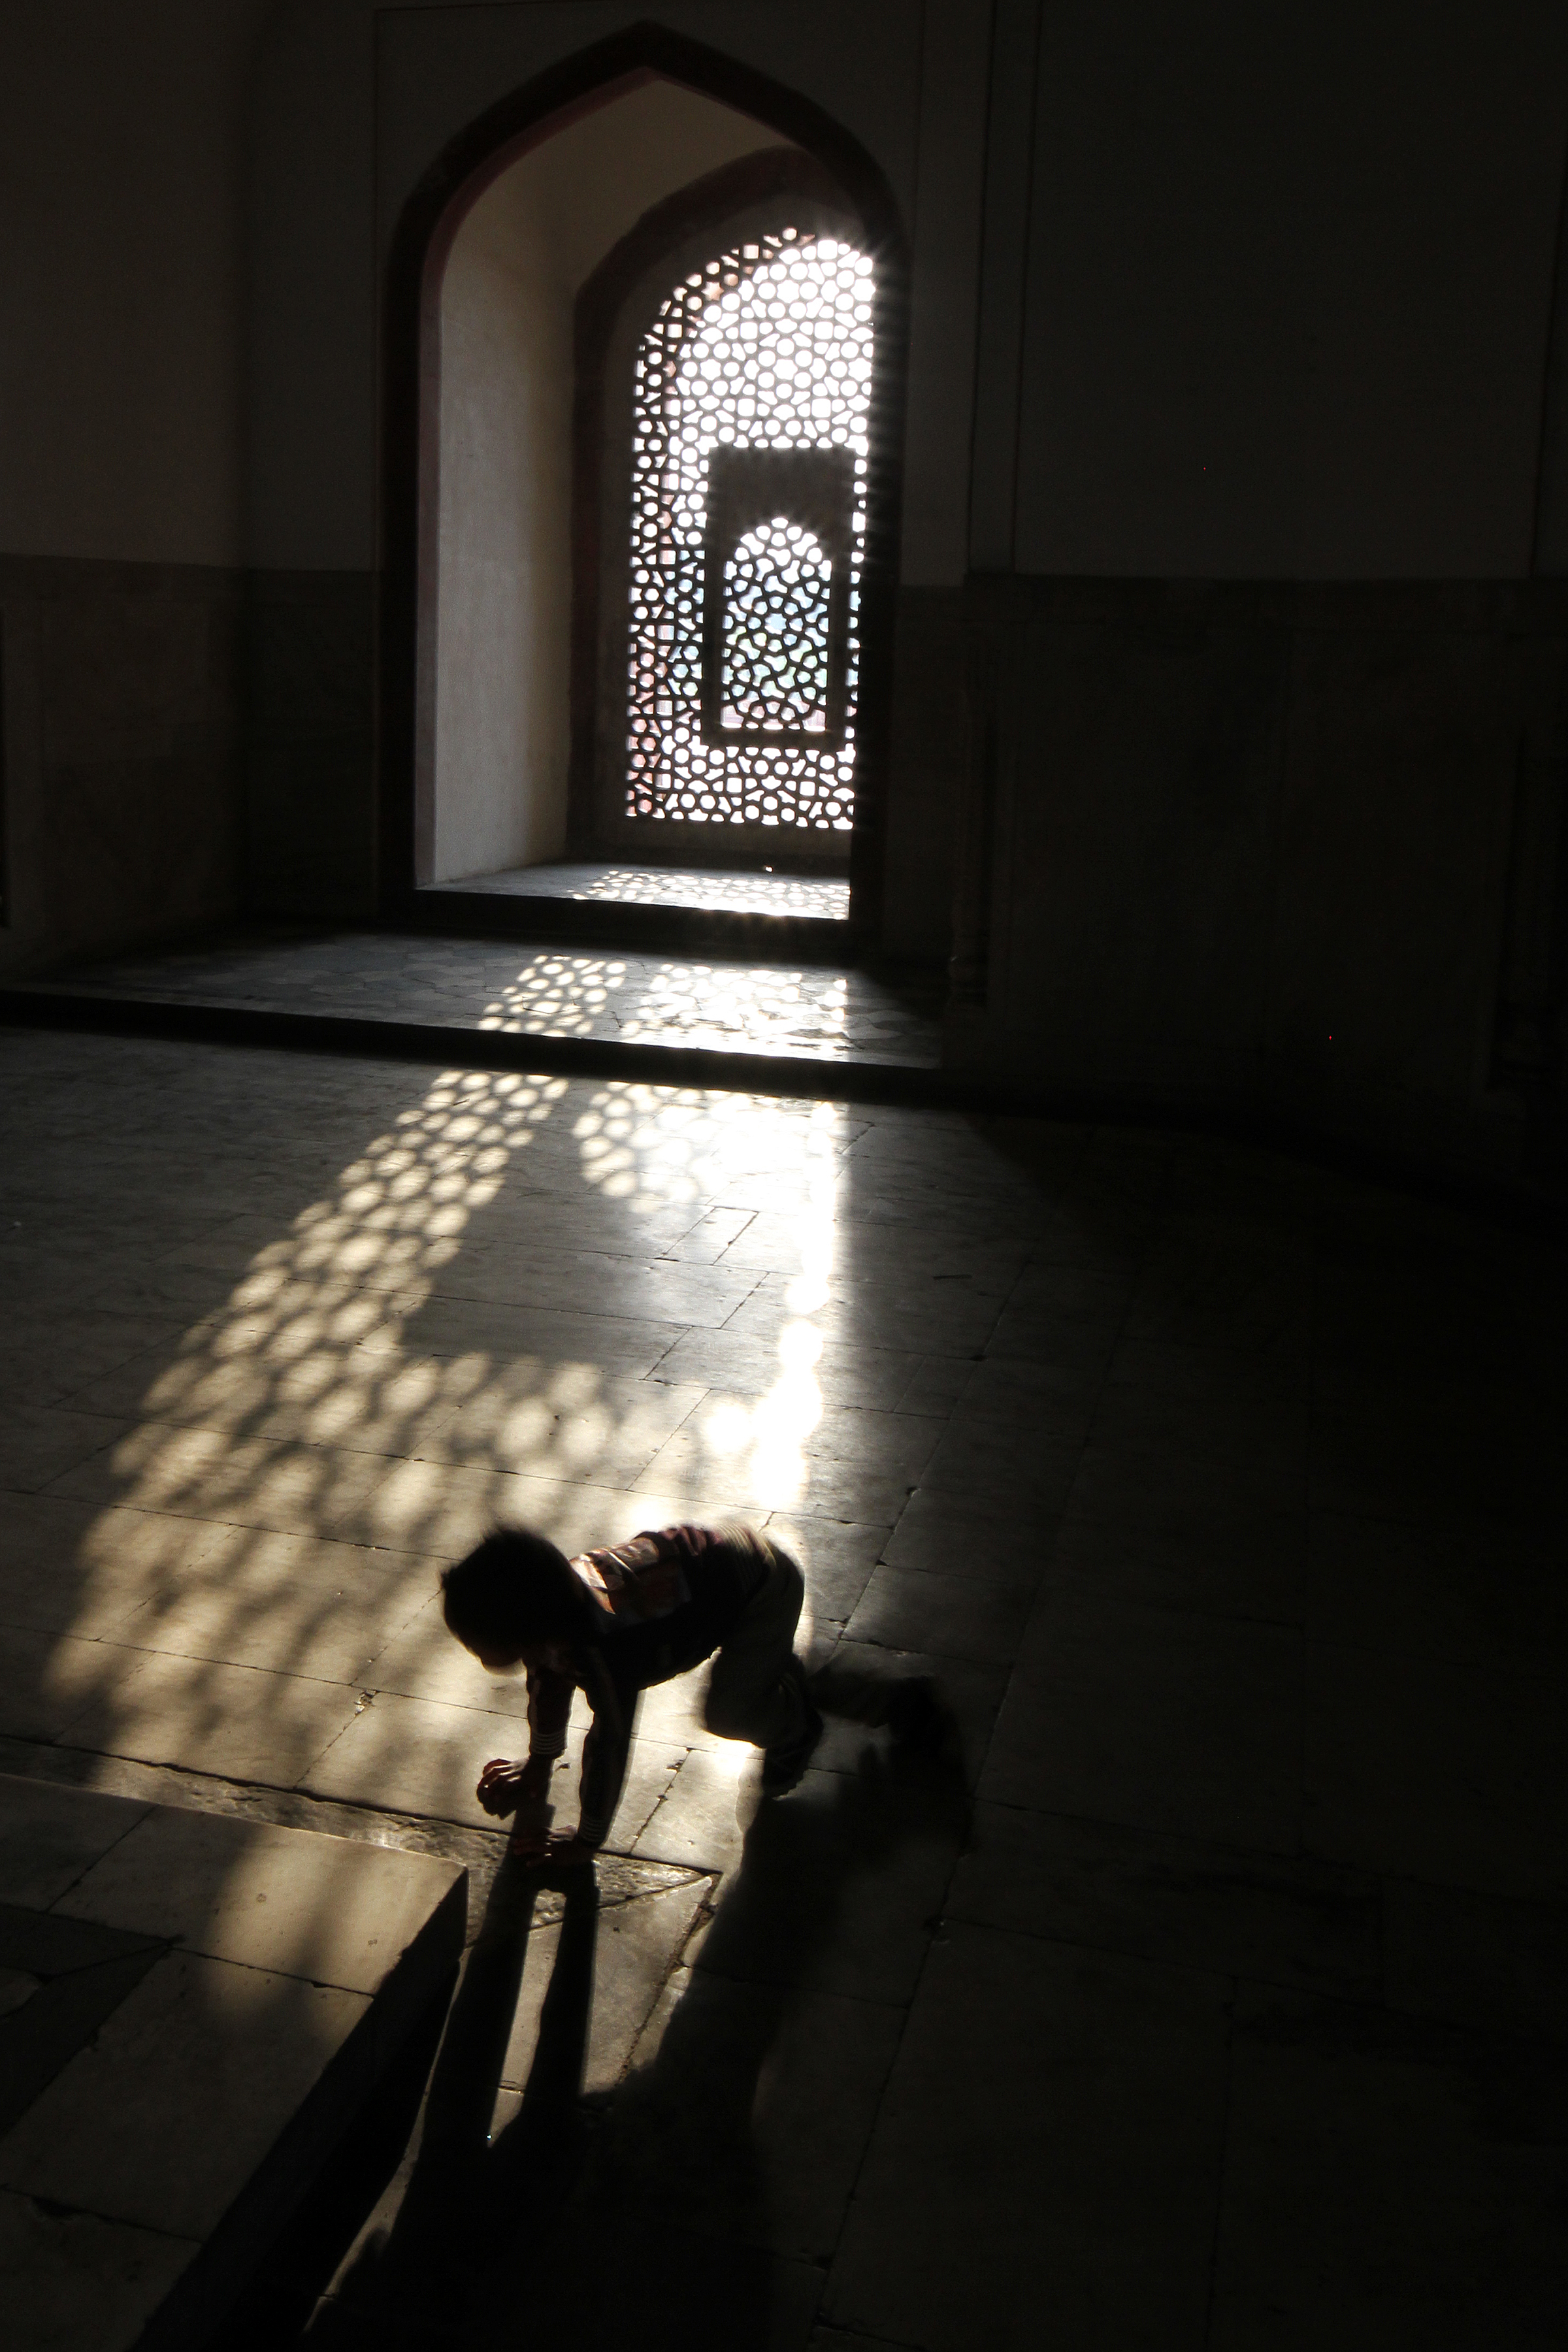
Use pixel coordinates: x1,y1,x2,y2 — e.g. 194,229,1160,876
440,1527,597,1654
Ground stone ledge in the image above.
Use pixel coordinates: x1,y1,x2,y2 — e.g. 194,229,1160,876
0,1775,465,2352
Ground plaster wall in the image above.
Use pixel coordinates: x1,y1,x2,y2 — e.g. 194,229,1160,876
1006,0,1568,580
0,1,264,972
431,82,791,883
0,0,269,568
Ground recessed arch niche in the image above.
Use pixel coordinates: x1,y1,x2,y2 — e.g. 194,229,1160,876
380,25,909,923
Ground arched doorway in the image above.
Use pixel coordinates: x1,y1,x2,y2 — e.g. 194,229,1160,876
380,25,908,932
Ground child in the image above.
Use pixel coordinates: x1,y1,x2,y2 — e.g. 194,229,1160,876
441,1520,826,1863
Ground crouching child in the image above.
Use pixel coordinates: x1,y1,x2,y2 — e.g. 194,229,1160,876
440,1521,825,1864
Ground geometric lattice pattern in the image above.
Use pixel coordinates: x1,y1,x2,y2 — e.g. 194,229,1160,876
626,230,873,830
721,519,833,734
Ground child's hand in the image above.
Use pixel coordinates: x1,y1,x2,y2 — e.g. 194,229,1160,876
476,1755,551,1818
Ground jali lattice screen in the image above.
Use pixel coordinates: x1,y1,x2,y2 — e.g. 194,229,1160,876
626,230,874,833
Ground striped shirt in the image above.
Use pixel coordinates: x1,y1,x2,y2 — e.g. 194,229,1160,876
525,1524,774,1845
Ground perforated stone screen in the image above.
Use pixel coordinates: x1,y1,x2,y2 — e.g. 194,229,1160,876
626,230,873,834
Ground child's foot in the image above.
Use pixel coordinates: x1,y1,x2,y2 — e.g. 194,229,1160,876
760,1701,825,1798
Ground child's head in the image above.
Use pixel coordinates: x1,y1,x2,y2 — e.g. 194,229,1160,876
440,1527,597,1671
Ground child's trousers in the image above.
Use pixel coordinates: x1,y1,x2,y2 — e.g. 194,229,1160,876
702,1538,811,1750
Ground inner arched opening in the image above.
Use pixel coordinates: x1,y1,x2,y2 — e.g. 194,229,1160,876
429,80,799,888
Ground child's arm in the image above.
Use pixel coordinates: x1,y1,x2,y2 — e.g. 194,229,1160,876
570,1656,632,1853
490,1662,573,1854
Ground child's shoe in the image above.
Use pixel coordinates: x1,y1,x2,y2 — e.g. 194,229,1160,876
760,1663,825,1797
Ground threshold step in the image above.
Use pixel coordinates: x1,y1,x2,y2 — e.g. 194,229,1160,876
0,982,962,1107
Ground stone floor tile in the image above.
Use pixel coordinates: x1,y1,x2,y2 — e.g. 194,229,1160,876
1382,1877,1568,2046
360,1593,534,1716
1126,1221,1312,1353
0,1496,213,1641
1089,1365,1305,1473
1304,1640,1568,1897
52,1646,365,1786
0,1626,123,1744
1309,1367,1565,1529
427,1248,763,1332
631,1426,914,1527
0,1775,151,1908
1208,1984,1568,2351
787,1405,947,1482
107,1528,436,1684
1305,1510,1568,1669
658,1205,757,1264
822,1923,1228,2351
323,1457,685,1560
950,1352,1102,1435
724,1273,1005,1363
461,2223,828,2352
0,2189,198,2352
612,1968,905,2262
649,1326,926,1413
1047,1506,1306,1626
68,1338,472,1465
844,1565,1032,1667
982,1576,1302,1852
427,1371,706,1488
42,1421,389,1543
981,1306,1124,1373
0,1405,128,1494
950,1802,1379,1995
0,1950,369,2240
693,1751,966,2006
880,1486,1049,1582
497,1877,709,2097
632,1746,760,1876
301,1688,536,1827
57,1807,462,1993
891,1354,976,1418
919,1420,1082,1514
764,1512,888,1627
0,1307,191,1409
1066,1437,1304,1535
352,1299,685,1376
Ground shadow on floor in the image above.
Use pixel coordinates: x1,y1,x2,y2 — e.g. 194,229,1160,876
240,1736,961,2352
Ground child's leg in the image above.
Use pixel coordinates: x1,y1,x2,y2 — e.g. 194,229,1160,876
704,1541,811,1749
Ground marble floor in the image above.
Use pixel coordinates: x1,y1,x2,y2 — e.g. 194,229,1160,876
427,860,853,921
1,1026,1565,2348
22,928,940,1068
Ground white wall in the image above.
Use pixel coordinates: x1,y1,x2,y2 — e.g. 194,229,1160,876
432,80,793,880
434,198,573,879
0,0,269,566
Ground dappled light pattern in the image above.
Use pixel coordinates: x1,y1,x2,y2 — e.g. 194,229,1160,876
628,232,873,830
33,1058,863,1833
478,952,863,1060
444,864,852,918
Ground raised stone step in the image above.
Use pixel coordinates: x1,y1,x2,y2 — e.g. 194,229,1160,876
0,1775,465,2352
